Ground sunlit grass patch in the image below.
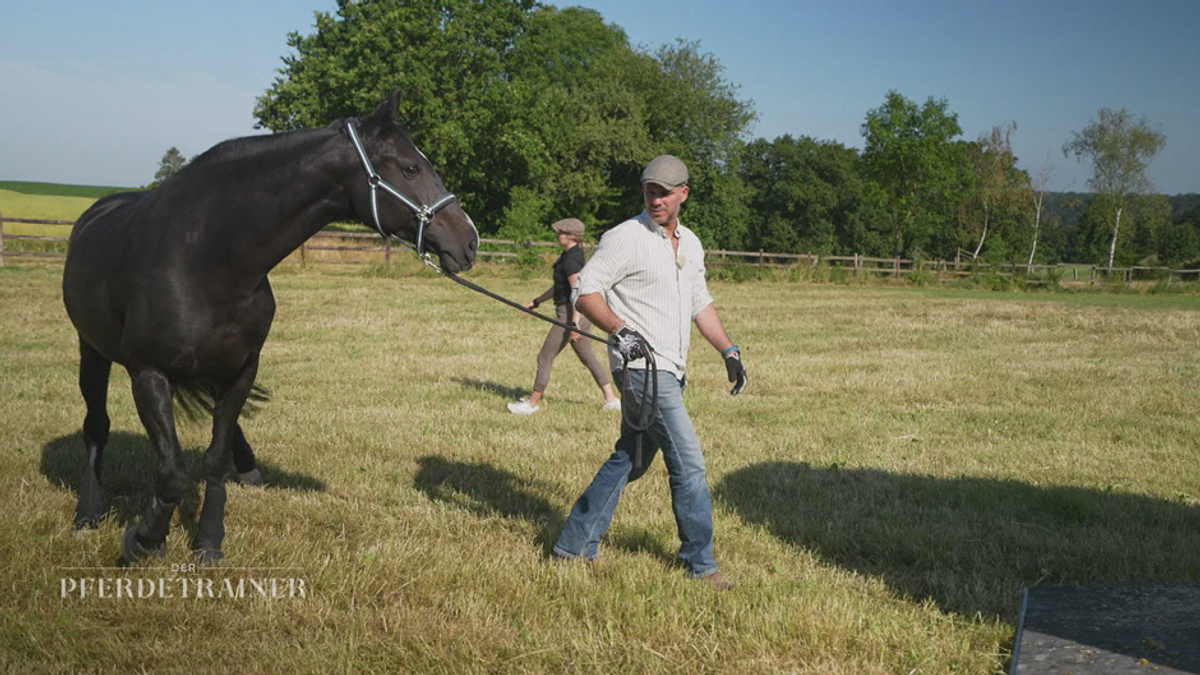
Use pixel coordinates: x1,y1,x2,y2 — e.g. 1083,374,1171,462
1,264,1196,674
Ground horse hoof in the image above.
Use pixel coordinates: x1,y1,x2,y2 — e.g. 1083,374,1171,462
193,548,224,567
73,512,103,530
236,468,264,487
119,526,165,566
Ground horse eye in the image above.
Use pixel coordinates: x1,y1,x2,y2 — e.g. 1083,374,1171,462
403,164,420,178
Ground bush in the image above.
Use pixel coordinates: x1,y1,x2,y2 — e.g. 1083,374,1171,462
906,269,937,287
514,243,550,280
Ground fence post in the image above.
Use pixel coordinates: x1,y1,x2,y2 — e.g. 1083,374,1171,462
385,238,392,263
300,240,307,267
0,211,5,268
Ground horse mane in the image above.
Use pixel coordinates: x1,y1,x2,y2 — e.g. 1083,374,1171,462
185,124,339,171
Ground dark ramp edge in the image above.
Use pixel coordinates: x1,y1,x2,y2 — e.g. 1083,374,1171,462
1012,583,1200,674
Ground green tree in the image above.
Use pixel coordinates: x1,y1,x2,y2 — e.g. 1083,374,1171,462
1169,204,1200,266
254,0,537,229
253,3,754,245
962,122,1029,261
740,135,883,255
1062,108,1167,268
621,40,757,249
860,91,967,259
1127,193,1175,264
494,8,651,238
151,147,188,186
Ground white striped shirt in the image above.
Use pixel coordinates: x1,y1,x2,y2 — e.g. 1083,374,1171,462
574,211,715,376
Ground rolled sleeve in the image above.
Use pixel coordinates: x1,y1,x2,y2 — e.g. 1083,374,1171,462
575,229,628,302
690,250,715,319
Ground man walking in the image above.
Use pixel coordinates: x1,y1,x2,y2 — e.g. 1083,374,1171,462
552,155,748,590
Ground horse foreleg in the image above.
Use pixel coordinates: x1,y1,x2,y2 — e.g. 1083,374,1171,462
75,339,112,529
194,358,260,565
231,424,263,486
121,367,187,565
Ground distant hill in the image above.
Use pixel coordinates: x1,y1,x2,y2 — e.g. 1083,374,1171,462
0,181,135,199
1045,192,1200,228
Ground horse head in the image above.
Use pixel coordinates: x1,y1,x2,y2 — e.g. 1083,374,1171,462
346,90,478,273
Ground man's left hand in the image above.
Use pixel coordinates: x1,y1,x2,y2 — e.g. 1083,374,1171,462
725,351,748,396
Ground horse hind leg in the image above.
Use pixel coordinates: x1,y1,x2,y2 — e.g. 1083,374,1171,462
74,339,112,529
121,367,188,565
231,424,263,487
194,358,261,565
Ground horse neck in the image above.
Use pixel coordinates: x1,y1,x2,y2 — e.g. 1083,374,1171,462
195,126,359,277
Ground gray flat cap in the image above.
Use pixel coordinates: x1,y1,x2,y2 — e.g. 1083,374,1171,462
551,218,585,238
641,155,689,190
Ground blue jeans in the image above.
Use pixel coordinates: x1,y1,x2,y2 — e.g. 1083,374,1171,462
553,369,718,578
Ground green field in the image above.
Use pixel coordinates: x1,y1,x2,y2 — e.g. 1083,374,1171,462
1,262,1197,674
0,181,133,199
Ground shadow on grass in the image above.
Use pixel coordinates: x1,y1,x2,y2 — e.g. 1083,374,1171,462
453,378,528,402
414,456,564,553
413,456,677,564
715,462,1200,623
41,431,327,528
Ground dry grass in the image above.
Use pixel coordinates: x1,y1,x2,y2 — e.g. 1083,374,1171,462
1,262,1197,674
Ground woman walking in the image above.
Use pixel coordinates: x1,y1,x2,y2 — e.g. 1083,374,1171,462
508,219,620,415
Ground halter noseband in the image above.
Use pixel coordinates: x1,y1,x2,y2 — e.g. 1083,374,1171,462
345,119,459,257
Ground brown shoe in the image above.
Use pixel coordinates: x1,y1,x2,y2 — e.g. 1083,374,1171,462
702,571,733,591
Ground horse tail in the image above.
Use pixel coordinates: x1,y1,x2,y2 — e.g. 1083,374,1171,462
173,381,272,422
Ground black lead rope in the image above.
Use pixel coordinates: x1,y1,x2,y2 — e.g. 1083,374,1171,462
440,270,659,469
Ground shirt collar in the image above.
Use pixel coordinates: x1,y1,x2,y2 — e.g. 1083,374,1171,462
637,211,682,241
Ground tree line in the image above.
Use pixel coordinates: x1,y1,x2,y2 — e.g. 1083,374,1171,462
236,1,1198,268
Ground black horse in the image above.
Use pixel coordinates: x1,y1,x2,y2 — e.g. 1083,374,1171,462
62,90,478,564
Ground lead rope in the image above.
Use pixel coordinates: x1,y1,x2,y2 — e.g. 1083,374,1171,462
429,262,659,470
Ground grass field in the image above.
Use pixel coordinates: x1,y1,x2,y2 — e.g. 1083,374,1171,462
0,181,132,199
1,261,1197,674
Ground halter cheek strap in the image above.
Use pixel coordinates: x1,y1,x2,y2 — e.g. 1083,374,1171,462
345,120,460,256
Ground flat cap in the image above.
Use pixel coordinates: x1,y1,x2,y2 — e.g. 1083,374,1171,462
641,155,689,190
551,218,585,238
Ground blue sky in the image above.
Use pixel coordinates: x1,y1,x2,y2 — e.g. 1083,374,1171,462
2,0,1197,194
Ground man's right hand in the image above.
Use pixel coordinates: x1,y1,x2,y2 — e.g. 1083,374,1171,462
613,326,652,361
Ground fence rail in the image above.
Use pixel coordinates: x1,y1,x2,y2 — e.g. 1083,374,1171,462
2,213,1198,282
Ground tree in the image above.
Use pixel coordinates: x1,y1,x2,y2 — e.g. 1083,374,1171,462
963,122,1025,260
1026,158,1054,270
492,8,650,237
253,3,754,243
1062,108,1167,268
860,91,967,259
254,0,538,229
632,40,756,248
739,135,882,255
152,147,188,186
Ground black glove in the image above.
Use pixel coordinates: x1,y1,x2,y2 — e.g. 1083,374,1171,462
724,350,748,396
613,326,652,362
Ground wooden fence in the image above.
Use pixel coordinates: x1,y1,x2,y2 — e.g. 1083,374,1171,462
3,212,1198,284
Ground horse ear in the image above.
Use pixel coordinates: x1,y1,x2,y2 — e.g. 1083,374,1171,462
372,89,403,124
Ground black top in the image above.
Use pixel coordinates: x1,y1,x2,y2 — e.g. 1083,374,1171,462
552,246,586,307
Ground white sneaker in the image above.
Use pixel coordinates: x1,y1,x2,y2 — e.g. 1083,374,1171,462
507,399,540,415
602,399,622,411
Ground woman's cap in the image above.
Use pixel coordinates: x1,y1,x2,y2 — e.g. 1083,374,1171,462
551,218,585,237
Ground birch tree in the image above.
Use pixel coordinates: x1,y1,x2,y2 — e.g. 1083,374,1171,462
1027,159,1053,271
965,122,1020,260
1062,109,1166,268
